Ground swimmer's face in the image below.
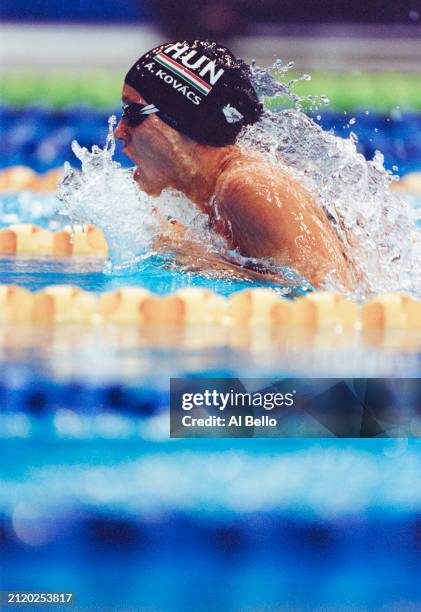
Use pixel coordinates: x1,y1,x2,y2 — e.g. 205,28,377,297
115,84,187,196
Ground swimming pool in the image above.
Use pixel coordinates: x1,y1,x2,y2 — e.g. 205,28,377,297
1,90,421,610
0,175,420,609
0,174,420,389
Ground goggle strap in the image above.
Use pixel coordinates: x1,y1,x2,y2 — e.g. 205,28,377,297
141,104,159,114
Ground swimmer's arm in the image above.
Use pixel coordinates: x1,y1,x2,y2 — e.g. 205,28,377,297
213,167,295,260
151,217,235,276
153,215,282,280
215,165,355,289
155,217,187,247
153,213,208,257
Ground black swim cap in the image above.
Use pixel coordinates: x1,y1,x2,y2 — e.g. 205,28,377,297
124,40,263,147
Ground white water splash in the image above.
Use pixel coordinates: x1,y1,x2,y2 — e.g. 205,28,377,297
57,116,207,268
57,117,157,265
57,62,421,297
243,59,420,296
57,117,307,288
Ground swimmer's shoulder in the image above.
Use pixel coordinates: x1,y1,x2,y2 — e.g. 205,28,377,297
217,153,274,199
218,150,271,179
215,151,297,212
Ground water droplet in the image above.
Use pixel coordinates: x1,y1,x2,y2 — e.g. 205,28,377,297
349,118,357,125
409,9,419,21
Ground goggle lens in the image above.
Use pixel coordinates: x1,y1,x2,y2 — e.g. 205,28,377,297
122,102,159,127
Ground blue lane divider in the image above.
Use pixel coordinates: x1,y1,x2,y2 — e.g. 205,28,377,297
1,105,420,175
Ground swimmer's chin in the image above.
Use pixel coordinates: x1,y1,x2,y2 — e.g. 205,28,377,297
133,167,163,197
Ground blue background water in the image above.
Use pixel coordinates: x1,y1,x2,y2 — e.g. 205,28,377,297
0,0,154,22
2,438,421,610
1,105,421,176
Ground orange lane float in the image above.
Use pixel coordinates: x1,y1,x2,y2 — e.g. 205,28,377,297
0,167,38,192
0,224,108,257
361,293,421,329
0,285,34,323
36,168,65,192
391,171,421,194
161,288,229,325
63,224,108,256
100,287,153,324
230,289,359,329
102,287,229,330
0,224,55,255
0,286,419,334
33,285,98,324
231,288,287,326
292,292,359,329
0,167,64,193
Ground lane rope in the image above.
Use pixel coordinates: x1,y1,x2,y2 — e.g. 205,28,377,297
0,285,419,331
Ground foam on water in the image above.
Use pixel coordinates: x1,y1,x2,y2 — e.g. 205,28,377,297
57,117,227,273
57,117,308,290
57,61,421,297
58,120,160,265
246,60,421,296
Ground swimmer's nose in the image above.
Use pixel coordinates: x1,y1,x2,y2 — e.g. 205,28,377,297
114,118,128,142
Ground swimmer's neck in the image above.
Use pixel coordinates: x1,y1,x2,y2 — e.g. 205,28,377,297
171,144,243,211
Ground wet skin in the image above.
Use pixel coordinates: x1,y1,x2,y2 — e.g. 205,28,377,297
115,84,355,289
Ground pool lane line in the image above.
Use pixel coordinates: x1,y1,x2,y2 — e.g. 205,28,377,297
0,166,64,193
0,286,419,337
0,224,108,257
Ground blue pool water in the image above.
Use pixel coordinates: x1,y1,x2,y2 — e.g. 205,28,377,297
0,185,314,296
1,105,421,176
1,105,421,610
2,438,421,610
0,254,302,296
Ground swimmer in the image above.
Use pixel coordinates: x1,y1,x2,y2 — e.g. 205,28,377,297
115,40,355,289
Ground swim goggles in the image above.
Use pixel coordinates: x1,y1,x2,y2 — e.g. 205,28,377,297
121,102,159,127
